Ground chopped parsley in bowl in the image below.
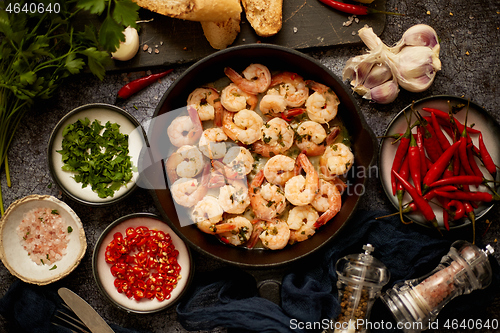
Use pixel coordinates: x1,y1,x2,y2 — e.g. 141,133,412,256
48,103,144,206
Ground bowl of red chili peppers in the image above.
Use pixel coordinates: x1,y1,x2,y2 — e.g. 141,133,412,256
379,95,499,236
92,212,193,313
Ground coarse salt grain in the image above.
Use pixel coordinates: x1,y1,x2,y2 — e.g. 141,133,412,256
16,207,70,266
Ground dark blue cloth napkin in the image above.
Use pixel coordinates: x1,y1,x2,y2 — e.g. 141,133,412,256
0,280,149,333
176,210,500,333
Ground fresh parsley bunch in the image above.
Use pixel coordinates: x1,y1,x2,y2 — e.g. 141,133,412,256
0,0,140,213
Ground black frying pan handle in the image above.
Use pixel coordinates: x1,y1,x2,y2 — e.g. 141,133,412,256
246,266,290,305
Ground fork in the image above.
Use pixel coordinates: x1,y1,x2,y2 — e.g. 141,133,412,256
51,303,91,333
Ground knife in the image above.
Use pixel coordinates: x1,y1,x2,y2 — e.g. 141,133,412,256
58,288,115,333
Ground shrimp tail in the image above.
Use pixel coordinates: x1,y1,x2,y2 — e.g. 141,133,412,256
187,105,203,142
247,221,264,249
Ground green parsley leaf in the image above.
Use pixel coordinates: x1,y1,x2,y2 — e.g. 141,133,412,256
50,265,57,270
51,210,59,215
68,226,73,233
112,0,140,27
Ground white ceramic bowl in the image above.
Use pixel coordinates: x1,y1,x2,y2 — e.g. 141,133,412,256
48,103,145,206
92,213,193,313
0,195,86,285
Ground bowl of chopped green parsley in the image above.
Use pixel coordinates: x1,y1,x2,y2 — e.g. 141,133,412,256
48,103,145,206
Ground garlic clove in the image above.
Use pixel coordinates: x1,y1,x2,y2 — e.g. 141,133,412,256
111,26,140,61
368,79,399,104
343,56,374,88
394,45,441,92
391,24,440,54
363,63,393,89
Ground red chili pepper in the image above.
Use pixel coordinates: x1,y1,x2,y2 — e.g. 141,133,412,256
415,129,427,178
435,190,497,202
419,120,443,163
430,113,451,151
428,175,483,188
318,0,404,15
447,200,465,220
422,107,481,134
396,156,411,223
467,147,483,178
117,69,173,100
459,137,475,175
397,185,457,215
391,124,412,195
393,170,439,230
408,132,422,195
423,141,461,188
478,133,497,175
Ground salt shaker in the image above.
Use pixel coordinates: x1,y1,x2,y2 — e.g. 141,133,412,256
382,240,494,333
326,244,390,333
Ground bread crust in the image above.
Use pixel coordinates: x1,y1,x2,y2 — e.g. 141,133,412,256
241,0,283,37
201,16,241,50
133,0,242,22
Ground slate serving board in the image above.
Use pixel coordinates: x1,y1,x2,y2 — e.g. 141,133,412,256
109,0,387,72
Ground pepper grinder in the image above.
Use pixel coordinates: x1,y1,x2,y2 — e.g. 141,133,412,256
325,244,390,333
381,240,494,333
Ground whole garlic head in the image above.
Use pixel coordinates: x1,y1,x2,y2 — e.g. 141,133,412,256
111,26,140,61
342,24,441,103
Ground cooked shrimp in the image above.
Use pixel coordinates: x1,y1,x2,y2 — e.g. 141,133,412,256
295,120,327,156
255,219,290,250
170,166,210,208
220,83,258,112
270,72,309,107
305,80,340,124
263,155,295,187
287,205,319,243
222,109,263,145
199,128,228,159
253,117,294,157
213,146,254,179
167,106,203,147
224,64,271,94
313,179,342,228
249,170,286,221
187,87,221,121
218,180,251,214
191,195,235,234
259,88,287,117
319,143,354,178
173,145,206,178
218,216,253,246
284,153,319,206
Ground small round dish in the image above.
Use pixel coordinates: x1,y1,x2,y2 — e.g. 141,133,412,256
379,95,500,229
48,103,145,206
92,213,193,314
0,195,86,285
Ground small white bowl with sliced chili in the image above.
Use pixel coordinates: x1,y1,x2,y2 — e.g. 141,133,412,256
92,213,193,313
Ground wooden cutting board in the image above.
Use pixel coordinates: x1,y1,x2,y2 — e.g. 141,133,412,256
109,0,387,72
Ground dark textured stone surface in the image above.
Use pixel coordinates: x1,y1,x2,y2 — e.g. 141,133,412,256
1,0,499,332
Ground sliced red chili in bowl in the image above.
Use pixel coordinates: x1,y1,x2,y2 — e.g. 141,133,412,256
105,226,181,303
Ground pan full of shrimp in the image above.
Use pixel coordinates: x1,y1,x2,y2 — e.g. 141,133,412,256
163,62,355,251
147,44,377,266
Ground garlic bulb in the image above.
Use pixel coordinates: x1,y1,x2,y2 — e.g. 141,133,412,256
342,24,441,103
